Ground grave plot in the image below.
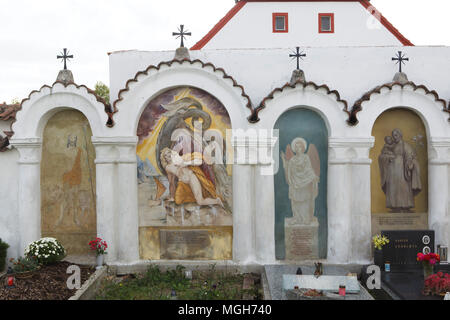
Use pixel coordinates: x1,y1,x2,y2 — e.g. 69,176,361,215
375,230,450,300
0,261,94,300
265,264,377,300
95,265,263,300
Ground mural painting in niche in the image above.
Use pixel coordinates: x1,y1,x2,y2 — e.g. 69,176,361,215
370,108,428,235
281,137,320,226
137,87,233,260
275,108,328,261
378,129,422,213
41,110,96,255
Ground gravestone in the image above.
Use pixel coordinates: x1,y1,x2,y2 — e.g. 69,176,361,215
283,275,360,293
381,230,435,271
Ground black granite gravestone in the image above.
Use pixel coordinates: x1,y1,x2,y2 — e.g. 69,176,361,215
381,230,435,272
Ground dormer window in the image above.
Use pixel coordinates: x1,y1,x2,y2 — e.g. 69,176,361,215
319,13,334,33
273,13,288,33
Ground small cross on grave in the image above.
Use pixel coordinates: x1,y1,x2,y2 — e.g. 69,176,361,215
57,48,73,70
289,47,306,70
392,51,409,73
172,25,191,48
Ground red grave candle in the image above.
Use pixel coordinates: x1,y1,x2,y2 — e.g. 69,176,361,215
339,285,346,296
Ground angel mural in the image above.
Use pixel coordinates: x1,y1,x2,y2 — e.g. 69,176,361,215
281,137,320,226
137,88,232,227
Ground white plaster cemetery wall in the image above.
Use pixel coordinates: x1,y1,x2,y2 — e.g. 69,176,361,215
255,84,360,264
0,148,19,260
355,86,450,251
112,60,253,264
109,46,450,111
8,83,112,262
0,120,19,261
2,45,450,266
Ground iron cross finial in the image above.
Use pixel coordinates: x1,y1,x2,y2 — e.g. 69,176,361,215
172,25,192,48
289,47,307,70
57,48,74,70
392,51,409,73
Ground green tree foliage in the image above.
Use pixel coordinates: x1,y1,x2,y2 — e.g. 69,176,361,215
95,81,110,104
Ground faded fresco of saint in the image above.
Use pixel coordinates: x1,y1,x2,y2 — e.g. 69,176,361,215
281,137,320,225
137,87,232,227
41,110,97,255
378,128,422,212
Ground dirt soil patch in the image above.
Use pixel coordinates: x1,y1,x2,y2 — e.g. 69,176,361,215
0,261,94,300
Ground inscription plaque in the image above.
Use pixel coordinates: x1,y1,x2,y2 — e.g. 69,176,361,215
382,230,435,271
285,224,319,260
371,212,428,236
160,229,211,260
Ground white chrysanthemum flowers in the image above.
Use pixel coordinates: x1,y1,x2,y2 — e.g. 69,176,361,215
24,237,66,265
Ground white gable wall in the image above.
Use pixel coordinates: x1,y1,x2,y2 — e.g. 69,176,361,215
201,2,404,49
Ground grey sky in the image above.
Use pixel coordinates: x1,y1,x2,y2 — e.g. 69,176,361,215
0,0,448,103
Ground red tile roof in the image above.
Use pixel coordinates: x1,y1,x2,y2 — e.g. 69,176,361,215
0,103,20,121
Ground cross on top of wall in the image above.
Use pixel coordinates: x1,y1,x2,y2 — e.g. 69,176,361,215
57,48,73,70
172,25,191,48
289,47,306,70
392,51,409,73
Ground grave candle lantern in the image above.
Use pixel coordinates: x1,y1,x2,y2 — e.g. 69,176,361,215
5,267,15,289
385,261,391,272
339,285,346,296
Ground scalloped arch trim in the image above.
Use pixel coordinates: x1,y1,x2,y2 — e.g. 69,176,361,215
349,81,449,125
112,58,256,123
12,81,112,135
255,79,349,121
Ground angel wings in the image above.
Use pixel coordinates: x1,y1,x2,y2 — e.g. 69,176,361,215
281,139,320,181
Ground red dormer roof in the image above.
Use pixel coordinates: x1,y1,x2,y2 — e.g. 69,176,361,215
191,0,413,50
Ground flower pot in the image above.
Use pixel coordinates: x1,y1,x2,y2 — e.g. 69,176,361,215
423,263,434,279
374,249,383,269
96,254,104,269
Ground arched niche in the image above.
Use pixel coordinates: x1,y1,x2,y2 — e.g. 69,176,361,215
370,107,428,235
41,109,97,255
10,82,108,257
112,60,252,137
136,86,233,260
274,107,328,260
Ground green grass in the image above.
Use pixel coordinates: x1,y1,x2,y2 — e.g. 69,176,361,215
96,265,261,300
